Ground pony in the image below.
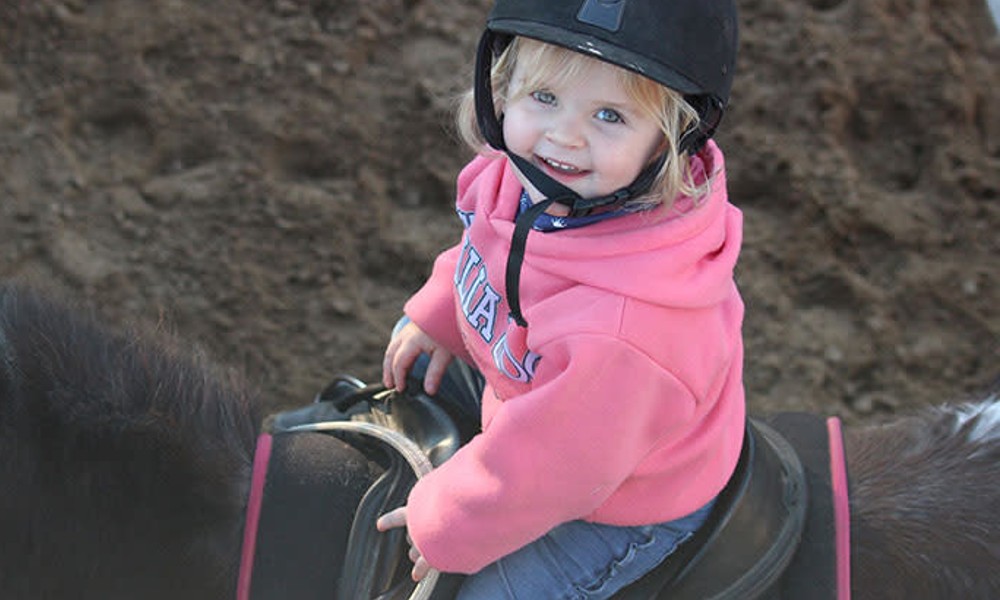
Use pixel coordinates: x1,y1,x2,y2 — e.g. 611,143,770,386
0,281,996,599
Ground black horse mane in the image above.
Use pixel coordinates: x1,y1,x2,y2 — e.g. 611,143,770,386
0,283,259,599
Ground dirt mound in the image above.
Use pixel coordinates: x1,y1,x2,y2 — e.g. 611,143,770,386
1,0,997,421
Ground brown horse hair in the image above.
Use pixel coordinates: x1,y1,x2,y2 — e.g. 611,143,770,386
0,282,260,599
846,390,1000,599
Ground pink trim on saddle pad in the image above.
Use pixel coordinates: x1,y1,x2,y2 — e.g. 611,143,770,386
237,433,273,600
826,417,851,600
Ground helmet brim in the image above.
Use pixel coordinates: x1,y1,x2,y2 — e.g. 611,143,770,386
489,18,708,97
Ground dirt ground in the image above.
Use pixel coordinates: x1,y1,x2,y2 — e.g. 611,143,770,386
1,0,997,423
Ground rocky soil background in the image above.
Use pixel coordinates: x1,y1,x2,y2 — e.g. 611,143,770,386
1,0,997,422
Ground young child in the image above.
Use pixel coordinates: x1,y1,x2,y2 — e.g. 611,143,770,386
378,1,743,597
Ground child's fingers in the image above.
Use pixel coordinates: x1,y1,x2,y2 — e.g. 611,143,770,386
376,506,407,531
422,350,452,395
385,341,421,392
412,556,432,582
390,345,422,392
382,337,402,389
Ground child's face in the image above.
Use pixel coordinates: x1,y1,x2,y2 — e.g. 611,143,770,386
502,53,665,207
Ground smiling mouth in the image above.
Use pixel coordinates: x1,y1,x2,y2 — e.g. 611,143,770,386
538,155,586,176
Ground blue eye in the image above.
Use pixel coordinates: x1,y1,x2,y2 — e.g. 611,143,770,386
531,90,556,105
596,108,624,124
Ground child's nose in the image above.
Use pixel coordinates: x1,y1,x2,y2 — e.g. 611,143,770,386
545,113,585,148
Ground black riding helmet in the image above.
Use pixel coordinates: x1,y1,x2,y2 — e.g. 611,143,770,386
477,0,738,161
475,0,739,326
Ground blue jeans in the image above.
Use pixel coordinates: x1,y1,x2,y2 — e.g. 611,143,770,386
455,502,714,600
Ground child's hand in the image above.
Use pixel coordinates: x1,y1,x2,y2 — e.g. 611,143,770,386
376,506,433,582
382,321,453,395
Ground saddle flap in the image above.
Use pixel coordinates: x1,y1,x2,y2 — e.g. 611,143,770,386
242,431,379,600
255,381,462,600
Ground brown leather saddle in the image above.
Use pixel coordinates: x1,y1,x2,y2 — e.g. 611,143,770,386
252,380,834,600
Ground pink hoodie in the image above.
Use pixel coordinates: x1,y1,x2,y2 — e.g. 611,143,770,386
403,140,745,574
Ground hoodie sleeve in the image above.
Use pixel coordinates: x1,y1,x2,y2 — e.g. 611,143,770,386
403,244,469,360
404,332,702,574
403,154,508,361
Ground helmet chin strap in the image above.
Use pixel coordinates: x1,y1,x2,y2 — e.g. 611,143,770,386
503,150,667,327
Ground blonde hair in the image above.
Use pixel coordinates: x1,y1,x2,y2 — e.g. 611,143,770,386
456,37,710,211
